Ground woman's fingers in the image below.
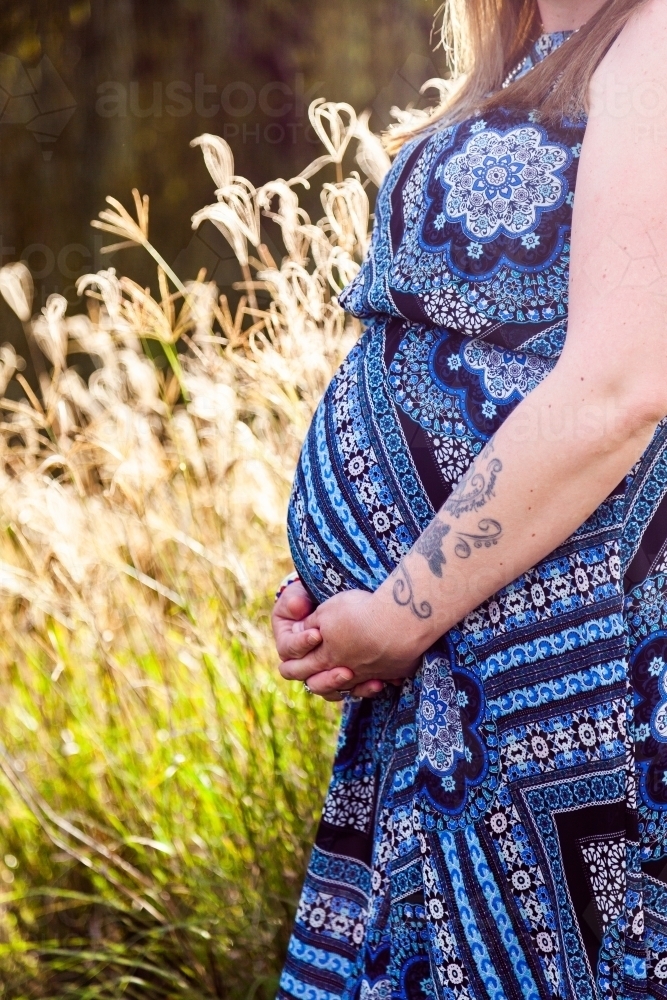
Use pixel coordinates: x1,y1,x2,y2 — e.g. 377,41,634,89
278,581,314,622
271,581,321,661
307,676,385,700
279,648,354,688
319,690,346,703
276,627,322,662
351,681,386,699
293,610,319,633
304,669,355,697
271,583,314,647
279,644,340,681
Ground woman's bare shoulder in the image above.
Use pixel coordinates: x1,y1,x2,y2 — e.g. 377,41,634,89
587,0,667,132
568,1,667,385
596,0,667,82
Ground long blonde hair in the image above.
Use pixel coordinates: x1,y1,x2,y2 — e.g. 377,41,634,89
386,0,649,153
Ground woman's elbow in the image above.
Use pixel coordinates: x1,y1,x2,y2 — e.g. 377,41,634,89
544,360,664,454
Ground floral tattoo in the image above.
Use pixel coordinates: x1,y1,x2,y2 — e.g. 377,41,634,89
414,520,451,578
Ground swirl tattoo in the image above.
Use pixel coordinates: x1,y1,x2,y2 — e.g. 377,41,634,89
454,519,503,559
444,455,503,519
414,520,451,578
392,563,433,620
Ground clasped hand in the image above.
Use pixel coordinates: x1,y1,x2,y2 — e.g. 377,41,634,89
272,581,420,701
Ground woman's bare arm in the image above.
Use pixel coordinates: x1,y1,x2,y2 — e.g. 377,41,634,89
278,0,667,696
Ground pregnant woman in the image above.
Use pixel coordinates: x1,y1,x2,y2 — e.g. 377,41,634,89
274,0,667,996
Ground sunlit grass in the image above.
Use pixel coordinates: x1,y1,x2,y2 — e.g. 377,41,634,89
0,101,390,998
0,622,339,999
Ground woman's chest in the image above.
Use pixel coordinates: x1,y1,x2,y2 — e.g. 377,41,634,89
342,108,587,353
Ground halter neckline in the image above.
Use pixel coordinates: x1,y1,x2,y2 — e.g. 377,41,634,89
502,29,576,89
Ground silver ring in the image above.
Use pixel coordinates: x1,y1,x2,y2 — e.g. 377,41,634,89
303,681,313,695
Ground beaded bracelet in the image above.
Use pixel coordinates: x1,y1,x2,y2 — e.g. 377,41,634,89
275,571,301,603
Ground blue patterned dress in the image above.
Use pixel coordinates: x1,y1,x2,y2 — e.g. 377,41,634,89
279,32,667,1000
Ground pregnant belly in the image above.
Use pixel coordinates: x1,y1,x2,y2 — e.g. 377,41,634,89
287,318,556,605
287,325,434,605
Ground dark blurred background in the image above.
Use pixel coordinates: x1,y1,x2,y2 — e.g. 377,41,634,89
0,0,445,334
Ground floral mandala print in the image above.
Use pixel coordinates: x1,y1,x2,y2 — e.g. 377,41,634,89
439,125,572,241
418,653,465,775
461,338,554,404
381,111,580,328
417,648,494,820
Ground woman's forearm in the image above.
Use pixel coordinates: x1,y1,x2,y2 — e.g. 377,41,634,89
369,364,657,658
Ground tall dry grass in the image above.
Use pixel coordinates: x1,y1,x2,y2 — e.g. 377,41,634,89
0,101,390,999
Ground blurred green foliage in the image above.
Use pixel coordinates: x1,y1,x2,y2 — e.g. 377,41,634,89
0,621,341,999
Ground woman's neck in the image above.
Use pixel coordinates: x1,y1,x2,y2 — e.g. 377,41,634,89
537,0,608,32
